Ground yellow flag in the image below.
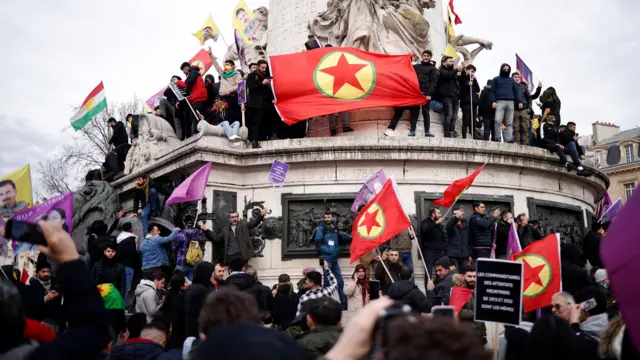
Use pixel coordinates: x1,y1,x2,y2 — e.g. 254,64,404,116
0,165,33,219
447,10,456,40
193,15,220,46
444,44,460,60
232,0,265,44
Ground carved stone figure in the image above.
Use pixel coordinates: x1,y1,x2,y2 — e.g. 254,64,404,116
71,181,122,252
124,114,182,175
309,0,435,56
224,7,269,68
448,34,493,65
242,198,277,257
196,120,249,141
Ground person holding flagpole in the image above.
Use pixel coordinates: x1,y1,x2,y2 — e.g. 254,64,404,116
468,202,497,259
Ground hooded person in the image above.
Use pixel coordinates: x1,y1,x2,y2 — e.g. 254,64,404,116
387,265,433,313
560,243,591,296
490,63,521,143
184,262,214,338
540,86,562,127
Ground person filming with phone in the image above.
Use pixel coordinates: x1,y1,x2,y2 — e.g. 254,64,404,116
0,220,109,359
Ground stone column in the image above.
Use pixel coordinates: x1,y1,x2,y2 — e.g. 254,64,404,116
424,0,447,62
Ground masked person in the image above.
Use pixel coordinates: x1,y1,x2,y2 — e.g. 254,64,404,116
211,51,243,134
490,64,521,143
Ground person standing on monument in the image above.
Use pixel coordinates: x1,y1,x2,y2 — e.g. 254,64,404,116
420,208,446,281
175,62,208,139
414,49,438,137
478,80,496,141
246,60,278,148
468,202,497,259
490,63,520,142
211,208,267,266
445,208,470,270
436,56,460,138
315,212,351,309
458,65,481,139
210,50,243,133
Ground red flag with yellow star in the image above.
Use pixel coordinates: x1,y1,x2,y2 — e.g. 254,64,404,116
269,47,426,125
432,163,486,207
349,178,411,263
510,233,561,313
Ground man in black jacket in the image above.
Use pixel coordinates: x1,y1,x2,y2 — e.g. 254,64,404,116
212,208,266,265
374,249,403,295
458,65,481,139
225,257,271,321
0,221,109,360
414,50,438,137
115,222,139,306
27,255,63,326
539,115,570,166
512,73,542,145
92,242,126,298
108,118,129,149
185,261,215,338
583,222,604,269
445,208,470,270
420,208,446,278
246,60,278,148
558,121,585,171
515,213,543,249
468,202,497,259
436,56,460,137
478,80,496,141
388,265,432,313
494,211,512,259
428,257,454,305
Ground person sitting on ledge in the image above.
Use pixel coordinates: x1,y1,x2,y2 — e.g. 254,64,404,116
539,115,583,172
197,110,241,144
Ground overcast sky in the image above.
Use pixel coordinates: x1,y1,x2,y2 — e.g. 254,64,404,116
1,0,638,180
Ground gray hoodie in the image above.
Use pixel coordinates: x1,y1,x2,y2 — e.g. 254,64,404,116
134,279,163,322
580,313,609,343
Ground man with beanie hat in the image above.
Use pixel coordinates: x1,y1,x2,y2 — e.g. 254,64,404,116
28,254,63,325
490,64,521,143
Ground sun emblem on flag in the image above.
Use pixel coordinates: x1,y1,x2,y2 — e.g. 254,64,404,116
513,254,552,298
357,202,386,238
313,51,376,101
84,98,95,110
191,60,206,75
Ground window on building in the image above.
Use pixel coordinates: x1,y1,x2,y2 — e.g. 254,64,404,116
625,144,634,163
625,183,636,200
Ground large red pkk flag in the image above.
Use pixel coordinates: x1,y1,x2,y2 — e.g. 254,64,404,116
349,178,411,263
510,233,562,313
432,163,486,207
450,287,473,317
269,47,426,125
189,49,213,75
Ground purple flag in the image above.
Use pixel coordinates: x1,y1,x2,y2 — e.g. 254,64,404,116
351,170,386,213
145,86,167,111
234,30,247,67
601,189,637,349
165,163,212,206
506,223,522,258
516,54,535,93
5,193,74,255
595,192,612,219
600,198,623,222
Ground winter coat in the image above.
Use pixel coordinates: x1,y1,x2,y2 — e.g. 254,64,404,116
490,64,520,102
175,66,207,103
495,221,509,257
558,128,585,157
272,284,299,330
420,218,446,252
211,215,263,264
387,280,433,313
571,317,609,360
1,260,111,360
344,279,369,312
134,279,163,322
92,257,126,298
446,217,470,258
541,120,560,148
315,221,352,262
517,224,543,249
436,65,459,98
478,84,495,119
26,277,62,324
428,271,453,305
87,233,117,270
171,229,206,267
116,232,139,270
106,338,175,360
156,288,186,351
468,212,496,248
515,82,540,110
246,70,274,109
414,61,439,97
185,262,215,338
374,260,403,295
561,243,592,296
583,230,603,269
390,229,412,253
226,272,271,314
297,325,343,360
139,229,180,270
458,71,481,106
109,121,129,148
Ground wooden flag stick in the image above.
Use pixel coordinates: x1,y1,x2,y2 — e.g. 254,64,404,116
409,226,431,283
492,324,500,360
378,255,395,284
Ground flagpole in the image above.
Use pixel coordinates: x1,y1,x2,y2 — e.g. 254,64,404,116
378,255,395,284
598,198,621,222
408,226,431,283
442,198,460,218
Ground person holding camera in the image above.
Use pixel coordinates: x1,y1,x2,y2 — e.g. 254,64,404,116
516,213,543,249
315,212,351,309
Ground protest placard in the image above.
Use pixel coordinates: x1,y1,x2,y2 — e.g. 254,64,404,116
268,160,289,186
474,258,523,326
237,80,247,105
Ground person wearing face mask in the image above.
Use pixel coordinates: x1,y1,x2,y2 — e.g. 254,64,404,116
490,63,521,143
210,50,243,132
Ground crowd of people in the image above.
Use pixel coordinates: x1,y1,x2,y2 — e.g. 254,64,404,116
1,189,635,360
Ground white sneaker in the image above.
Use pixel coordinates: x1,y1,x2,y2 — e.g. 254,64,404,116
384,129,394,137
229,134,241,142
577,166,585,172
230,141,242,147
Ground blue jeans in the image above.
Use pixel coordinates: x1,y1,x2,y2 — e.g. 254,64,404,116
176,265,194,282
323,261,346,307
399,251,414,273
564,141,581,165
124,266,133,304
219,121,240,138
141,204,151,235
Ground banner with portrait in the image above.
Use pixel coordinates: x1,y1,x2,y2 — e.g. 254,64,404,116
5,192,74,256
193,14,221,46
232,0,265,44
0,165,33,220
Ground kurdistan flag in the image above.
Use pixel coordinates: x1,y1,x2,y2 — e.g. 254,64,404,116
70,82,107,131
